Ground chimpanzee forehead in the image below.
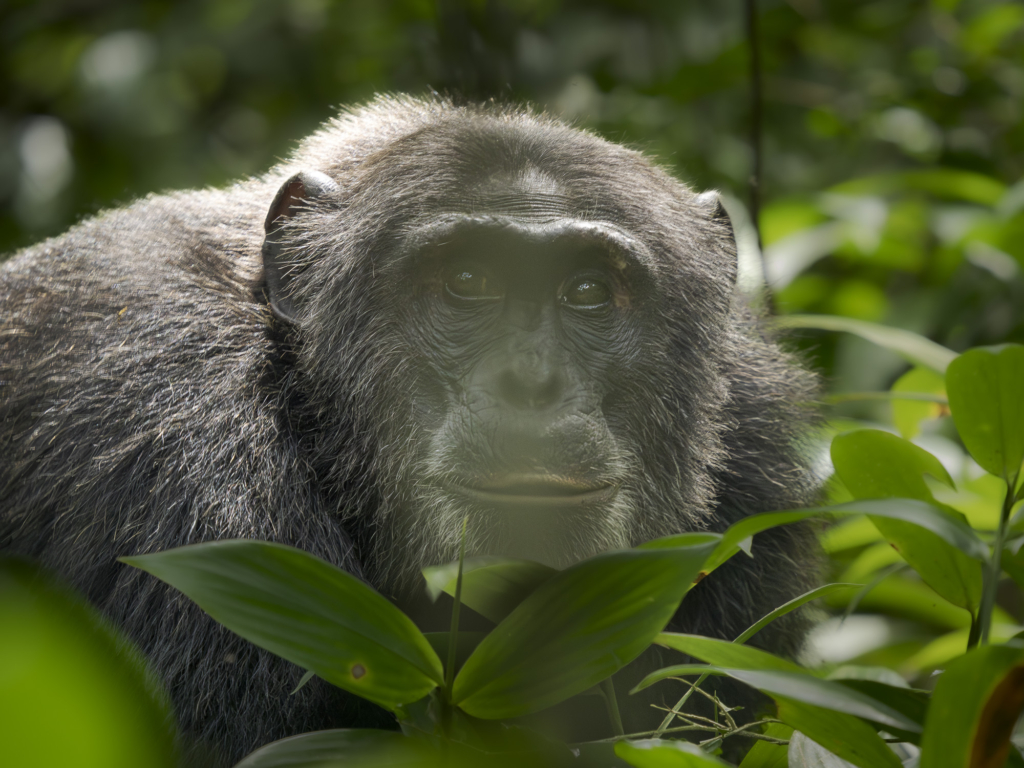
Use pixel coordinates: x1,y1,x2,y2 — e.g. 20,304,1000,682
402,216,647,272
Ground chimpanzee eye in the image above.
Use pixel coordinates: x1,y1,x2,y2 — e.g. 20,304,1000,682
561,274,613,308
444,263,502,301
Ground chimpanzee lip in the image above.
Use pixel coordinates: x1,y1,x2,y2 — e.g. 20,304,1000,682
453,475,618,506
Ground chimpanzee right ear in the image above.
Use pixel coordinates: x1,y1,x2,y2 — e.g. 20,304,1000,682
262,170,339,323
694,189,738,287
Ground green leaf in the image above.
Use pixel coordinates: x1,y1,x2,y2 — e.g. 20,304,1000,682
290,669,316,695
831,430,982,614
891,367,947,439
421,556,557,624
774,697,901,768
233,729,436,768
632,663,905,768
831,680,928,743
832,429,955,499
652,633,806,674
0,558,178,768
775,315,956,373
615,739,731,767
653,659,921,735
946,345,1024,483
423,631,487,676
836,574,974,631
706,500,986,576
122,541,443,712
736,584,860,644
737,722,792,768
636,532,724,551
920,643,1024,768
451,541,717,719
787,731,858,768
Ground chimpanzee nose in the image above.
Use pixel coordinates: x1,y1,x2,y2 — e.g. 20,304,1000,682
498,344,563,409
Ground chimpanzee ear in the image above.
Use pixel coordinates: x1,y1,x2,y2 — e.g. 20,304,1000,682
262,170,339,323
695,190,738,286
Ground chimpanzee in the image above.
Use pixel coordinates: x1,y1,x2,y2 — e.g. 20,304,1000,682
0,96,819,764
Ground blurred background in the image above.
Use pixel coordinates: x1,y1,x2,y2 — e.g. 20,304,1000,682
2,0,1023,382
2,0,1024,704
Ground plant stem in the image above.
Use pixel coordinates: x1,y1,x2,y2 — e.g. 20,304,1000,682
978,473,1018,646
441,516,469,738
601,677,624,737
445,516,469,695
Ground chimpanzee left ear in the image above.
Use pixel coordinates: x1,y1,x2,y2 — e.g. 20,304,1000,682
262,170,339,323
695,190,738,286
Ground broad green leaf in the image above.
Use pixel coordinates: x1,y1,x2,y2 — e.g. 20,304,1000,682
891,367,947,439
737,722,792,768
832,429,955,500
831,430,981,614
920,643,1024,768
831,679,928,744
0,558,178,768
946,345,1024,483
788,731,858,768
636,664,905,768
451,541,717,719
122,541,443,711
652,633,806,674
687,666,921,734
233,729,436,768
422,556,557,624
774,697,901,768
775,315,956,373
615,739,730,767
708,500,986,575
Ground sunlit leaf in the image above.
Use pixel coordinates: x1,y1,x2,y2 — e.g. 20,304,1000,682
0,558,178,768
891,367,947,439
122,541,443,712
831,430,981,614
946,345,1024,483
451,541,717,719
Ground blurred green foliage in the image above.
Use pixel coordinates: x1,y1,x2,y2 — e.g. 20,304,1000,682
3,0,1023,391
0,558,178,768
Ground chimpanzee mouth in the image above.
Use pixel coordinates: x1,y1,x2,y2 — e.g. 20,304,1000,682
453,475,619,506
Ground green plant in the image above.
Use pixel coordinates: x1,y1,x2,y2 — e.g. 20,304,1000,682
122,339,1024,768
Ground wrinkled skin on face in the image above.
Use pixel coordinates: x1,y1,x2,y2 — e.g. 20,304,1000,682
1,97,819,764
267,119,745,596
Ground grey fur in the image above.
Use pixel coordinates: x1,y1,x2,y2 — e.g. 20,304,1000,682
0,95,820,764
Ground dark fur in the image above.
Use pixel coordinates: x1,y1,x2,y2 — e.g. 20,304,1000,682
0,96,819,763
